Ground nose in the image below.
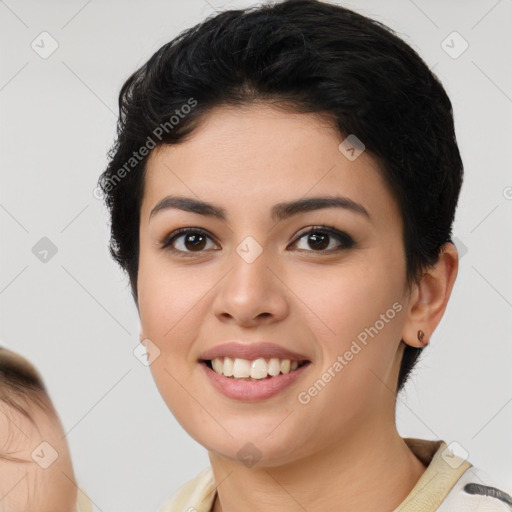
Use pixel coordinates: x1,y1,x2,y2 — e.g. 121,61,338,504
212,243,289,327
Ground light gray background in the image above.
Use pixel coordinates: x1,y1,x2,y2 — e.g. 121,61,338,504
1,0,511,511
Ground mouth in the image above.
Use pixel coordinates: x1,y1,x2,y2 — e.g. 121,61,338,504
200,357,311,381
199,356,312,401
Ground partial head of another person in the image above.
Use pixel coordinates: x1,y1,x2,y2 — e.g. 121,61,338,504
0,347,78,512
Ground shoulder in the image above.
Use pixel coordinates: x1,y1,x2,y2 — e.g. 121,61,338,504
438,465,512,511
156,466,216,512
399,438,512,512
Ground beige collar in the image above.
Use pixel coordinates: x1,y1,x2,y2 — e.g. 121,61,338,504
395,438,471,511
164,438,471,512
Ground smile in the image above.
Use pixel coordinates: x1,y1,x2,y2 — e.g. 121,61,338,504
200,358,311,401
206,356,309,380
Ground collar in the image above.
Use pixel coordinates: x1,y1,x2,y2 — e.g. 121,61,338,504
163,438,471,512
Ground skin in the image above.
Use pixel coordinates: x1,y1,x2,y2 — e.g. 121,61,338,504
137,103,459,512
0,350,78,512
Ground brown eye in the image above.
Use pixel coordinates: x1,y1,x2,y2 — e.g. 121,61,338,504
181,232,207,251
305,232,330,250
161,228,218,254
291,227,355,252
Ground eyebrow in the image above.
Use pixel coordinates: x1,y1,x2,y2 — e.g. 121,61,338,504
149,195,371,223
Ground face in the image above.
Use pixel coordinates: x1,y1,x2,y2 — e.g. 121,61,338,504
137,104,413,466
0,398,78,512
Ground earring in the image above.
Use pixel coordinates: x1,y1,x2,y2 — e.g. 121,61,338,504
417,330,427,345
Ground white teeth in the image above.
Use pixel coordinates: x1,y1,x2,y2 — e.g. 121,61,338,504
232,358,251,378
250,358,268,379
223,356,234,377
268,358,281,376
212,358,223,374
209,357,305,379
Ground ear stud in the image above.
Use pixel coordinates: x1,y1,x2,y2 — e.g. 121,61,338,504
417,330,426,345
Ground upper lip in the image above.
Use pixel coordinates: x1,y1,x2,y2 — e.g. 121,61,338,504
199,342,310,362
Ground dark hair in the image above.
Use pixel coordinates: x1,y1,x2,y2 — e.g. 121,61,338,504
98,0,463,393
0,348,52,417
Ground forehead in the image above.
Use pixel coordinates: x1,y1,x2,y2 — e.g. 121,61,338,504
141,104,400,226
0,398,58,459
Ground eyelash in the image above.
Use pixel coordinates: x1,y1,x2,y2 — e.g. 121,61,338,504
159,225,355,256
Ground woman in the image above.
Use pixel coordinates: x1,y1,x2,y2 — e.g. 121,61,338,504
98,0,511,510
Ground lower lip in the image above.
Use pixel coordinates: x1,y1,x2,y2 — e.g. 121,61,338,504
200,361,311,401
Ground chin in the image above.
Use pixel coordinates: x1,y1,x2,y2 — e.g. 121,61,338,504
204,431,303,467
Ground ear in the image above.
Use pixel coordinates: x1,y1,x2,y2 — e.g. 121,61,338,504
402,242,459,347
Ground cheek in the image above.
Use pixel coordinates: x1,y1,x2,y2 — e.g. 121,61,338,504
137,254,194,338
294,256,405,389
297,261,403,337
137,258,213,373
291,265,405,425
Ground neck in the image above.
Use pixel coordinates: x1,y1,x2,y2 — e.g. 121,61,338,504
209,423,427,512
